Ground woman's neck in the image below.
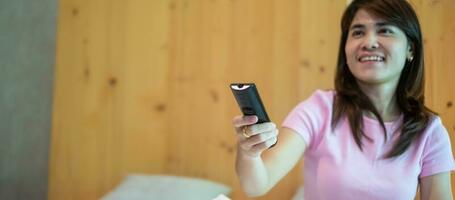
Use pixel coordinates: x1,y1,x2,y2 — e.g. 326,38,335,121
357,81,401,122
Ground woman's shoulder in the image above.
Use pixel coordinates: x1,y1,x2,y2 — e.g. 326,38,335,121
422,114,447,135
300,89,336,107
312,89,336,97
417,113,454,177
415,114,451,149
282,89,336,143
291,89,336,115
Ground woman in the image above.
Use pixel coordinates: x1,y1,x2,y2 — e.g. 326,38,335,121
233,0,455,199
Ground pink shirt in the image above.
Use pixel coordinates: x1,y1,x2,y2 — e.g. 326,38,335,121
282,90,455,200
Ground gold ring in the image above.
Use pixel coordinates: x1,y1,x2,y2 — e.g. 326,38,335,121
242,126,250,138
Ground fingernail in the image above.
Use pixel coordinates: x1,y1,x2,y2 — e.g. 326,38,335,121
251,115,258,122
245,115,255,122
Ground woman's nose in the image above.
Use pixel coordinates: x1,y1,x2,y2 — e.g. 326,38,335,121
361,32,379,50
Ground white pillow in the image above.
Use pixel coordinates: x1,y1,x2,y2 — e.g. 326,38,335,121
101,174,231,200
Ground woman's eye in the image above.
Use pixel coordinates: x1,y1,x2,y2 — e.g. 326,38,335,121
351,30,363,37
379,28,394,35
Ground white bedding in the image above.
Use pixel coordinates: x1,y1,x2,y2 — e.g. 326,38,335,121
101,174,231,200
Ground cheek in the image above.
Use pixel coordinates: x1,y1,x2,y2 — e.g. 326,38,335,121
386,39,408,61
344,46,356,73
344,43,356,64
388,46,408,66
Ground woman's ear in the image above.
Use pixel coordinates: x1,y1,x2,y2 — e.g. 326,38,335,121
407,45,414,62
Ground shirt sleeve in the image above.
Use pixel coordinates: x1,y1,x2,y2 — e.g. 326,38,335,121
419,117,455,178
281,90,333,148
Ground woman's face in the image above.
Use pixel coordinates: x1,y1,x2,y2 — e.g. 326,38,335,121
345,9,412,86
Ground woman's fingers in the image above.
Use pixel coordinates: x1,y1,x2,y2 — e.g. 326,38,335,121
245,122,276,137
239,128,278,150
233,115,258,128
232,115,278,157
250,135,278,152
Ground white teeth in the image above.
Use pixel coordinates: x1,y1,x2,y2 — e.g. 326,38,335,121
359,56,384,62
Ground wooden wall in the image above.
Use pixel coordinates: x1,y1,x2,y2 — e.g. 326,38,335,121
49,0,455,199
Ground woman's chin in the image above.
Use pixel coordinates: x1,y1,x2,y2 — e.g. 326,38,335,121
356,77,387,85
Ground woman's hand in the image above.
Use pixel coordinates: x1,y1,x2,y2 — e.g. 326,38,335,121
233,115,278,158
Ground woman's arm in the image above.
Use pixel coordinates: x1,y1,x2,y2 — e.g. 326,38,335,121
235,126,306,197
420,172,453,200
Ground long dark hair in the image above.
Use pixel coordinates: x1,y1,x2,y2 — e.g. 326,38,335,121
332,0,435,158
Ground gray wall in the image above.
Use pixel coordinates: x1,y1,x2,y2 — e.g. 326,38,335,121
0,0,57,199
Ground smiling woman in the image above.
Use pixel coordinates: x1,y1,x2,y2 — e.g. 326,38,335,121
233,0,455,199
345,9,411,85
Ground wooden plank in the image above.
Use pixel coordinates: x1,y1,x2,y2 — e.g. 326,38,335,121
50,0,171,199
298,0,344,98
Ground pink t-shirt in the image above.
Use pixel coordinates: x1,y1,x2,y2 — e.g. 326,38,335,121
282,90,455,200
